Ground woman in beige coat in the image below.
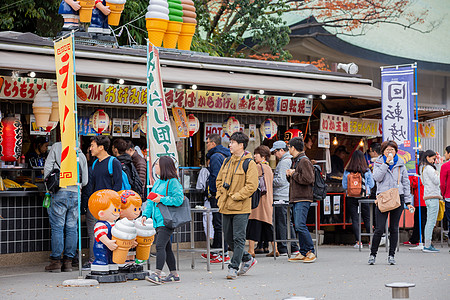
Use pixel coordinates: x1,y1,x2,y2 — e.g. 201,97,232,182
247,145,275,257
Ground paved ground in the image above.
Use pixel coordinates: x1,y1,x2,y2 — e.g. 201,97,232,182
1,245,448,300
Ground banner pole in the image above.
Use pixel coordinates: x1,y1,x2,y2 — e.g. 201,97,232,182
146,40,151,199
71,31,83,278
413,63,423,246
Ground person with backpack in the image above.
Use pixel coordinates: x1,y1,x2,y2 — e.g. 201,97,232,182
286,137,316,263
125,140,147,197
216,132,258,279
246,145,275,257
203,133,231,264
81,135,123,271
342,150,375,249
43,142,88,272
420,150,442,253
369,140,414,265
142,156,184,284
112,138,144,199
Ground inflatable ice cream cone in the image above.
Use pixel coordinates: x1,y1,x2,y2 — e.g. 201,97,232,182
146,0,170,47
135,217,156,260
79,0,95,23
163,0,183,48
178,0,196,50
111,218,137,264
106,0,126,26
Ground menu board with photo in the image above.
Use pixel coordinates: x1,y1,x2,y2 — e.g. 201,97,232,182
112,118,122,137
132,119,140,138
122,119,131,137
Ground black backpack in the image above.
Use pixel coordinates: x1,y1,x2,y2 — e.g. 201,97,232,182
312,165,327,201
121,161,144,199
223,157,260,209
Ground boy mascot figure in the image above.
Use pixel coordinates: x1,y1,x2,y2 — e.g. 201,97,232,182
58,0,81,31
88,189,121,275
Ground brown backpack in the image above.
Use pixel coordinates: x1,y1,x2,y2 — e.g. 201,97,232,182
347,172,364,198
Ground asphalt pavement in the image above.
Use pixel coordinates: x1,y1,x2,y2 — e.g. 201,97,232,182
0,245,448,300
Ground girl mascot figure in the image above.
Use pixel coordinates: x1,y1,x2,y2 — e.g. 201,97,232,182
88,189,121,275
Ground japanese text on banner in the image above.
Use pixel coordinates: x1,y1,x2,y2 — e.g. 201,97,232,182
54,35,77,187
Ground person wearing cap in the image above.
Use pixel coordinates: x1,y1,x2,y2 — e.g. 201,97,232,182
271,141,300,257
331,145,349,177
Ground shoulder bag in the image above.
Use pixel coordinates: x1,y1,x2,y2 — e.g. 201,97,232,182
157,179,192,229
259,164,267,195
44,150,61,194
375,168,401,213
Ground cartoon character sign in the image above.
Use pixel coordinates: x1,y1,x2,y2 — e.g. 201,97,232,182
88,189,121,275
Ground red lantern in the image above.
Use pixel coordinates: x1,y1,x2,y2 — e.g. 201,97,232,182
284,129,303,142
188,114,199,136
0,117,23,162
90,110,110,134
260,118,278,140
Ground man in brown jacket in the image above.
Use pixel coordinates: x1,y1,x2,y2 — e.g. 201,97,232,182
216,132,259,279
126,141,147,197
286,137,317,263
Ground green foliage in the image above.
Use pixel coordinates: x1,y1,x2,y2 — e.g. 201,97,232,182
114,0,147,45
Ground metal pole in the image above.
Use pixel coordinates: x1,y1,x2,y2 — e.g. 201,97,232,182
413,63,423,245
146,40,151,199
71,31,83,279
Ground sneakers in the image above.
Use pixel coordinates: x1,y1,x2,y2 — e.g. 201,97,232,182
266,251,280,257
368,255,376,265
388,256,396,265
379,236,386,246
226,268,238,280
145,272,163,285
161,273,181,283
210,255,231,264
403,241,419,246
201,252,219,260
279,252,288,256
61,258,73,272
288,252,305,262
291,251,300,256
237,257,257,276
423,245,440,253
353,242,363,249
303,251,316,263
45,259,62,272
81,261,92,271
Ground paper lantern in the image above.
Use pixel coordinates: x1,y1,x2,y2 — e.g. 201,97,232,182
0,117,23,162
284,129,303,142
260,118,278,140
139,113,147,134
90,109,110,134
188,114,199,136
222,117,240,138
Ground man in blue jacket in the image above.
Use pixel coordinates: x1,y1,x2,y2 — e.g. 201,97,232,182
203,133,231,263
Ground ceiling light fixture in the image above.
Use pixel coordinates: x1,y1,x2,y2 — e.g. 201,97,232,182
191,84,197,90
118,79,125,85
321,94,327,100
28,71,36,78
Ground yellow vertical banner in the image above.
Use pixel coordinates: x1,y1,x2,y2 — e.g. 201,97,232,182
54,36,77,187
172,107,189,138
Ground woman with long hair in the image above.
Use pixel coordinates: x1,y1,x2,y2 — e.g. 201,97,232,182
342,150,375,249
246,146,275,257
369,141,414,265
142,156,184,284
420,150,442,253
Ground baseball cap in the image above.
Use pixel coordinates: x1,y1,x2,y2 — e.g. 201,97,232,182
270,140,288,152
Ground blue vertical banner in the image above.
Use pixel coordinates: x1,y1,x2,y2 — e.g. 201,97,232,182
381,65,416,173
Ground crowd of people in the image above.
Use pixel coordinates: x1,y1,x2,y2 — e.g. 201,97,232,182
41,132,450,283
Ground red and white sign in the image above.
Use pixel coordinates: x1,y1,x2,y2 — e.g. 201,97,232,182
320,113,350,134
204,123,229,143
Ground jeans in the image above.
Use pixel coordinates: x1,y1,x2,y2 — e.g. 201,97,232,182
155,226,176,272
86,209,98,262
292,201,315,256
445,200,450,230
409,206,427,244
346,197,371,242
424,199,439,247
222,214,252,271
47,190,78,259
274,204,299,253
370,197,404,257
209,196,228,252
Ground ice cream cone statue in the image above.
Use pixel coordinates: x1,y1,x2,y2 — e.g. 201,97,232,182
111,218,137,264
106,0,126,26
46,83,59,122
88,190,122,275
135,217,156,260
146,0,169,47
79,0,95,22
33,88,52,128
163,0,183,48
178,0,196,50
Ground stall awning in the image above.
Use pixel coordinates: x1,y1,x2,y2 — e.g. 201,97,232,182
0,50,380,101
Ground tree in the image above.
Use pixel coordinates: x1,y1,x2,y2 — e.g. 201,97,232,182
194,0,438,59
